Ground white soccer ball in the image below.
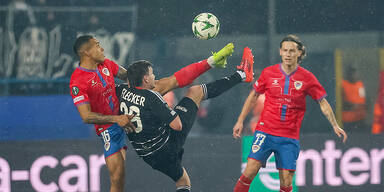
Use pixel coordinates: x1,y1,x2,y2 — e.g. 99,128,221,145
192,13,220,40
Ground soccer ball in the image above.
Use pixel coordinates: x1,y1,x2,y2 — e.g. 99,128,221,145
192,13,220,40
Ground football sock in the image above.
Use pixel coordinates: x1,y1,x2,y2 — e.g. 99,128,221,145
202,71,242,100
280,186,293,192
176,185,191,192
233,174,252,192
237,70,247,81
207,56,216,67
174,59,211,88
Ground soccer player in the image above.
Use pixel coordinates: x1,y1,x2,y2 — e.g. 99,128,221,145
70,35,134,192
232,35,348,192
116,47,254,192
70,35,234,192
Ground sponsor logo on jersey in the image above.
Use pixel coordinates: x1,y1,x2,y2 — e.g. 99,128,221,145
102,68,110,76
72,86,79,95
102,87,113,97
165,103,177,115
294,81,303,90
255,81,259,87
91,80,97,87
272,79,279,85
175,106,187,113
73,95,84,103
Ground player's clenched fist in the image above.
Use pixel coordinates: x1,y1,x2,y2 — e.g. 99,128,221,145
115,114,136,133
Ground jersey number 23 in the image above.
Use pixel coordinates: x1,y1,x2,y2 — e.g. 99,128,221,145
120,102,143,133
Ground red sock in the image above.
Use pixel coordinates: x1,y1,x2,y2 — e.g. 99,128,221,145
174,59,211,87
234,174,252,192
280,186,293,192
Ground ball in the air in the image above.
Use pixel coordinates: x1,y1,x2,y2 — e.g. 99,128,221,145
192,13,220,40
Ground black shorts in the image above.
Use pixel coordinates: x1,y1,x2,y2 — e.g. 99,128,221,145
170,97,199,147
142,97,198,182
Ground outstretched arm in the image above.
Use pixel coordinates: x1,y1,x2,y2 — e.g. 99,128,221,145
233,90,260,139
319,98,348,143
77,103,136,132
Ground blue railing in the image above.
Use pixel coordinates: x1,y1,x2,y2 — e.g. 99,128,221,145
0,78,70,96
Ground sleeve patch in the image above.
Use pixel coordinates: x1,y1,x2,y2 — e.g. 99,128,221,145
72,86,79,96
73,95,85,103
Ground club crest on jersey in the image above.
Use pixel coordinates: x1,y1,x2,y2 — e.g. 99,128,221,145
72,86,79,95
294,81,303,90
102,68,110,76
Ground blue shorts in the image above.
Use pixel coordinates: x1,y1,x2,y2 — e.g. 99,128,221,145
99,124,127,158
248,131,300,170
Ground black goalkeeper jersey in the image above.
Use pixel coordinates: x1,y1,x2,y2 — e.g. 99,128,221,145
116,84,178,157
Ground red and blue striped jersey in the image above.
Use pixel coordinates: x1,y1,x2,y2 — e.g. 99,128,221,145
69,59,120,135
253,63,326,139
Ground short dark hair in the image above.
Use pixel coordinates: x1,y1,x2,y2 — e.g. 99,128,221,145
127,60,152,87
73,35,94,56
280,34,307,64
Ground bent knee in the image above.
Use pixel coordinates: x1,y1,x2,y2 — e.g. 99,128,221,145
186,85,203,97
243,159,263,179
185,85,204,105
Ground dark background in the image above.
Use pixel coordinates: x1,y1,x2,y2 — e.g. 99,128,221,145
0,1,383,191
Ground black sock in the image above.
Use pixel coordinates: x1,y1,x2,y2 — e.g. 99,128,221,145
176,189,190,192
202,72,242,100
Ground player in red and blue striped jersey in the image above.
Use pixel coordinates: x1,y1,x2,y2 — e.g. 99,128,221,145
69,35,234,192
232,35,348,192
70,35,135,192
